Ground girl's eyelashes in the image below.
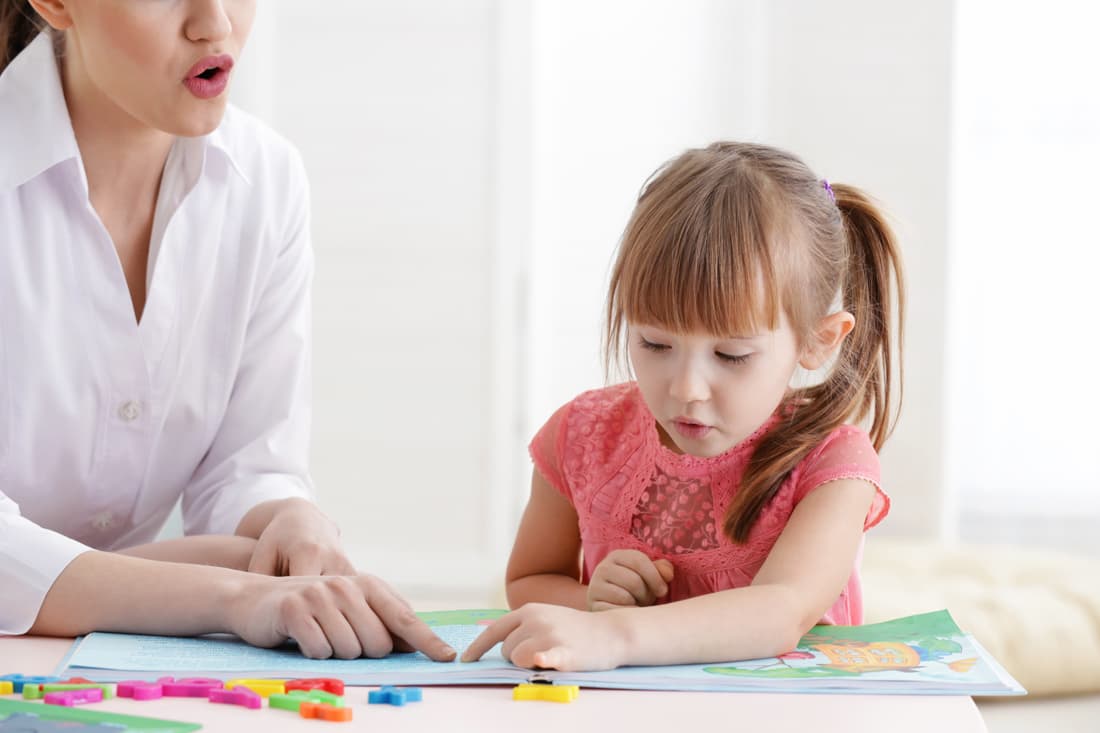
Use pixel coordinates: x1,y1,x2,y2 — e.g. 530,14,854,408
716,351,751,365
639,337,669,352
638,337,752,364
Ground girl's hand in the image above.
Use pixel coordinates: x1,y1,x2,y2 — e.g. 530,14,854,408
461,603,631,671
587,549,675,611
246,498,356,576
229,573,457,662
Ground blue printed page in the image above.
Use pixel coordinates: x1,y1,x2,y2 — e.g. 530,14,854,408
62,610,521,686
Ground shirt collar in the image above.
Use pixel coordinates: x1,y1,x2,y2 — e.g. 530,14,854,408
0,32,250,194
0,33,80,193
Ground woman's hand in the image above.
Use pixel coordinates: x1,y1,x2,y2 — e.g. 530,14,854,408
229,573,456,661
587,549,674,611
242,498,356,576
461,603,631,672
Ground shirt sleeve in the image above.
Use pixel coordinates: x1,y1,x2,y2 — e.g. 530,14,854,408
793,425,889,531
180,146,315,536
528,401,574,501
0,493,91,635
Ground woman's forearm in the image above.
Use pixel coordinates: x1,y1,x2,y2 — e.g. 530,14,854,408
117,535,257,571
506,573,589,611
29,551,255,638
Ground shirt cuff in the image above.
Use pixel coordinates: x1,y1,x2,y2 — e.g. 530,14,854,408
0,514,92,635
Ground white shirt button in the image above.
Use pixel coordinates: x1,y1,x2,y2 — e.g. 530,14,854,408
117,401,142,422
91,512,114,530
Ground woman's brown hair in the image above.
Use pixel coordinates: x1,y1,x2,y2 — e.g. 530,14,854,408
605,141,905,543
0,0,45,74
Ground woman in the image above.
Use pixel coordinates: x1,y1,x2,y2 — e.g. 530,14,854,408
0,0,454,662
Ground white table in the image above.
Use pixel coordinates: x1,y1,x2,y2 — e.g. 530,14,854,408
0,636,988,732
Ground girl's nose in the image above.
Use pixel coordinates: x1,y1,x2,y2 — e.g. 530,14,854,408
669,361,710,404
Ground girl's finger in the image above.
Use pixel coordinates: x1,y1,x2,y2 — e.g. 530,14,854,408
589,600,625,612
603,564,654,605
533,646,569,671
617,553,669,598
508,637,545,669
461,611,521,663
590,578,637,607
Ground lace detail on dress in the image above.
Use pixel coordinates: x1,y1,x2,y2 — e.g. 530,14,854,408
530,383,887,599
630,466,721,554
557,383,650,516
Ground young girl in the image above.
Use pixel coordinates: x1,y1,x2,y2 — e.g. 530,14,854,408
464,141,904,671
0,0,452,662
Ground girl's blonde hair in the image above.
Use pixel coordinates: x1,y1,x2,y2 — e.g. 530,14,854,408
605,141,905,543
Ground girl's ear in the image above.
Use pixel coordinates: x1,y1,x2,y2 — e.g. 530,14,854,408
799,311,855,370
27,0,73,31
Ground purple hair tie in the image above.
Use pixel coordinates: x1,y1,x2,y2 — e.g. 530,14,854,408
822,178,835,202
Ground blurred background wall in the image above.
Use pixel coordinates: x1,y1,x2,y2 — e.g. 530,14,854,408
208,0,1099,604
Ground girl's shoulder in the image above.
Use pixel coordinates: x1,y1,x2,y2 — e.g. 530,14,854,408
789,423,886,527
799,423,878,468
533,383,650,470
559,382,650,436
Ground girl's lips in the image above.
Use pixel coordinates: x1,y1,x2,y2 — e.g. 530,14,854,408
672,419,712,440
183,54,234,100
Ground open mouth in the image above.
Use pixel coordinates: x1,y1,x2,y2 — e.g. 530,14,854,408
183,54,234,98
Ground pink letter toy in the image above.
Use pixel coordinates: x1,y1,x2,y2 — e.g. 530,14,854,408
159,677,224,697
118,680,164,701
209,686,262,710
43,688,104,707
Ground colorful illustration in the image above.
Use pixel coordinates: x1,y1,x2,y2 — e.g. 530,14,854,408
703,611,973,680
417,609,506,627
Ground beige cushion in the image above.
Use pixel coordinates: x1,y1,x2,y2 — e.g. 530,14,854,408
861,537,1100,697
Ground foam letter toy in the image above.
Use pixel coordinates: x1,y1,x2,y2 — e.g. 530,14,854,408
208,686,262,710
512,683,580,702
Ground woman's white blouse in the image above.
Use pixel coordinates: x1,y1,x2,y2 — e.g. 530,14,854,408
0,35,314,634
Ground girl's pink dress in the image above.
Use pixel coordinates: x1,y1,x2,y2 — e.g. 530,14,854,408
530,382,889,625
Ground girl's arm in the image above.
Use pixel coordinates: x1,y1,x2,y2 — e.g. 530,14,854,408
504,469,587,610
464,478,875,670
117,535,259,572
609,478,876,665
28,551,457,662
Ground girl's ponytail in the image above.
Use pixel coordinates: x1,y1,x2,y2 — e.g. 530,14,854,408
724,182,904,543
830,183,905,451
1,1,44,74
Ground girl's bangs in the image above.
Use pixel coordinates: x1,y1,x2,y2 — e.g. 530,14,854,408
616,191,783,338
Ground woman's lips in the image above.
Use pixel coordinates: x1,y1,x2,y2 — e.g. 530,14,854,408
183,54,234,100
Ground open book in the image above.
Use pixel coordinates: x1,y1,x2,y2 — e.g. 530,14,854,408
57,609,1024,696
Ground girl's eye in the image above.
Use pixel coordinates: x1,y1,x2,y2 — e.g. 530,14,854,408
716,351,751,364
639,338,669,353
